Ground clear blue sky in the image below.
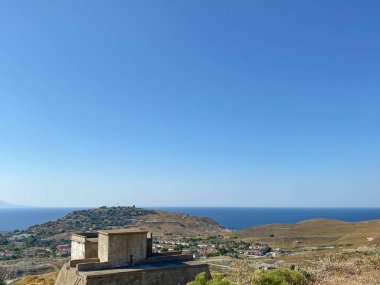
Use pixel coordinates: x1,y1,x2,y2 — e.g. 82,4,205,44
0,1,379,207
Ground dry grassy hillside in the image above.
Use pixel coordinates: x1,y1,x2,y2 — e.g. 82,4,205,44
11,272,58,285
21,207,225,246
235,218,380,248
303,249,380,284
138,211,224,237
10,251,380,285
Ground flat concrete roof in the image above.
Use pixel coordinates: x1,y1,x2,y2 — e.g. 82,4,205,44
87,238,98,242
78,261,206,279
72,232,99,238
72,232,99,243
98,229,149,236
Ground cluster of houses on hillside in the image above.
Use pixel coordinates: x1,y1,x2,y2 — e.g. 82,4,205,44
0,244,70,260
152,237,272,258
1,232,273,261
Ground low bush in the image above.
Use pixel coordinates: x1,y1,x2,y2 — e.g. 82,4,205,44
190,268,311,285
252,268,309,285
188,272,233,285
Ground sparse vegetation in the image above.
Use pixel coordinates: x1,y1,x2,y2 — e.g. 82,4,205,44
11,272,58,285
236,219,380,248
189,250,380,285
303,249,380,285
188,272,232,285
0,267,6,285
252,269,308,285
189,268,310,285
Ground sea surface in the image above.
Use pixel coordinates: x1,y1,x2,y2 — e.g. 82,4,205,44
1,207,380,232
155,207,380,230
0,208,84,232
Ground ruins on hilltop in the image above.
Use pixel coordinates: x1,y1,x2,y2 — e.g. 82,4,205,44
55,228,210,285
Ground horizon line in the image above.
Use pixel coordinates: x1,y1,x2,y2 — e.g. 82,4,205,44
3,205,380,209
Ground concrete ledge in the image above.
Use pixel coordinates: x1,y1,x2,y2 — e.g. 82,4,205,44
70,258,100,267
77,262,111,272
98,229,148,236
72,232,99,243
75,254,194,272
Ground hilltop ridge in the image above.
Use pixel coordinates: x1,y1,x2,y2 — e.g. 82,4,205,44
22,206,224,243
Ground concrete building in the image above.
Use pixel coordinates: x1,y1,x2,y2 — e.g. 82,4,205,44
55,228,210,285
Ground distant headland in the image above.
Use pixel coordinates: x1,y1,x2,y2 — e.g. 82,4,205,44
0,200,26,209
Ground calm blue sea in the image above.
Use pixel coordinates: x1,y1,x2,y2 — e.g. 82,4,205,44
0,208,84,232
1,207,380,232
152,207,380,230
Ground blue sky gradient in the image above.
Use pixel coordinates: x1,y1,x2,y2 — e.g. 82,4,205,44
0,1,379,207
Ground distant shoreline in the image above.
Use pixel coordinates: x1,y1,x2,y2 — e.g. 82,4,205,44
3,205,380,209
1,207,380,233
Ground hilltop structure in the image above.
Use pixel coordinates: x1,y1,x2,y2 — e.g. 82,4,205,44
55,228,210,285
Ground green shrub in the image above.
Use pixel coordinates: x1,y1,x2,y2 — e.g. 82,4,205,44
252,268,307,285
188,272,233,285
189,272,208,285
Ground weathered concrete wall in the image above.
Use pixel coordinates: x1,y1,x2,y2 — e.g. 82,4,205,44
55,263,85,285
98,232,109,263
56,262,210,285
71,233,99,260
85,241,98,258
71,240,86,260
98,230,147,267
85,264,210,285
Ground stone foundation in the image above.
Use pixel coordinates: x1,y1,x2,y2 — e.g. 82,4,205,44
55,260,210,285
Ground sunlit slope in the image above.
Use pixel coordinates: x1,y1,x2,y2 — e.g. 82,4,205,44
235,218,380,247
11,272,58,285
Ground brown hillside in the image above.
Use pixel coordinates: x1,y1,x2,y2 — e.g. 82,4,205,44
23,207,225,244
138,211,224,236
235,218,380,247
